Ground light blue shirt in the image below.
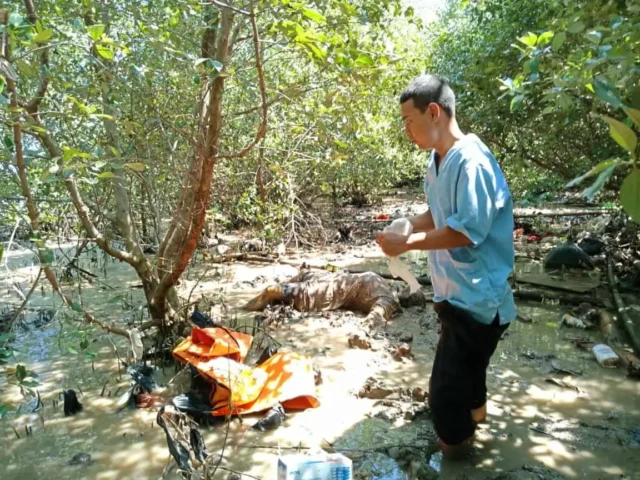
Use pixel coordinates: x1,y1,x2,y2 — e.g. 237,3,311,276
423,134,516,325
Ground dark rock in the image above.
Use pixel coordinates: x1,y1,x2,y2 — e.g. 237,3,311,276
543,240,595,270
68,452,92,466
358,377,395,399
412,387,427,402
399,333,414,343
400,289,427,308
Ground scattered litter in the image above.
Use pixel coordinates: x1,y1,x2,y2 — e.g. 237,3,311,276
156,406,193,472
191,310,218,328
592,344,621,368
129,328,144,361
63,389,83,417
561,313,593,330
568,336,595,351
256,345,278,365
544,240,595,270
577,236,606,256
550,360,583,376
252,403,286,432
628,363,640,380
545,377,581,393
277,452,352,480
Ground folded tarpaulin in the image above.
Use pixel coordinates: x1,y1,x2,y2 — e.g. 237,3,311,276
173,326,253,363
172,327,319,416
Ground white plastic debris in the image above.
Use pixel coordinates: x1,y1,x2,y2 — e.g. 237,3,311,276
383,218,421,293
277,451,352,480
592,344,620,368
129,328,144,361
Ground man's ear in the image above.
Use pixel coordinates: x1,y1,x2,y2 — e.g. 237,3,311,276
427,102,441,121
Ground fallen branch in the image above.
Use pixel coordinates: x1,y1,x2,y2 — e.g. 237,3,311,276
513,287,605,307
7,267,42,329
607,257,640,357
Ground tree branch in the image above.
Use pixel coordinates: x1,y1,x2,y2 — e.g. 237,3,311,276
210,0,250,15
215,0,267,160
22,0,50,112
1,10,128,338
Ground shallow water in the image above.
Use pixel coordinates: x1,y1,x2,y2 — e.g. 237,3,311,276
1,241,639,479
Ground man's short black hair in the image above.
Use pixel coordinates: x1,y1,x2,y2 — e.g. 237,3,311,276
400,74,456,118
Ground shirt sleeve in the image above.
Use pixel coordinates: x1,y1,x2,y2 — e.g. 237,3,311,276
445,163,498,247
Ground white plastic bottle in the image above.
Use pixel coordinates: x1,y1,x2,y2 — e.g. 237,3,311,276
383,218,421,293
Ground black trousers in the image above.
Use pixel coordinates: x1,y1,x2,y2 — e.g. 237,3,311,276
428,301,508,446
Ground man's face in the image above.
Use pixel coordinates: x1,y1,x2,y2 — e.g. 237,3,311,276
401,99,439,150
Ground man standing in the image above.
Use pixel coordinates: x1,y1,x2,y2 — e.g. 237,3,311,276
376,74,516,458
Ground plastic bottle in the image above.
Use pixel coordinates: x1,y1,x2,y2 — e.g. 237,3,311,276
383,218,421,293
592,344,620,368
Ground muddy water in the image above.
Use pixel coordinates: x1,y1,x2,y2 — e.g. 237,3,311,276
1,242,640,479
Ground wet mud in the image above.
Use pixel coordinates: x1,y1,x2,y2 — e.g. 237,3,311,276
1,239,639,479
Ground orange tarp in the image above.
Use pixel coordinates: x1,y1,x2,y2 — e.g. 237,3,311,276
172,326,319,416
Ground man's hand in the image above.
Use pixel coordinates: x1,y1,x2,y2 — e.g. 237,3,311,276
376,231,409,257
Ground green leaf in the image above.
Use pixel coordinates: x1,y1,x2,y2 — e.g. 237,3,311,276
96,45,114,60
84,352,97,359
581,164,617,200
537,31,554,46
566,159,619,187
567,21,585,34
510,95,524,111
592,79,622,108
90,114,116,121
518,32,537,47
124,162,145,172
302,8,326,24
97,171,116,179
21,380,39,387
33,29,53,44
67,346,79,354
585,30,602,44
623,107,640,129
0,245,3,263
87,24,105,41
620,169,640,223
0,404,8,419
8,13,24,26
355,54,374,66
0,333,11,343
16,364,27,382
599,115,638,153
72,302,83,313
552,31,566,51
0,77,4,95
108,294,124,304
334,139,348,149
207,60,223,71
39,247,55,265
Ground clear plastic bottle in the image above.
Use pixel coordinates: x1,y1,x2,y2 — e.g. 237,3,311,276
383,218,421,293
